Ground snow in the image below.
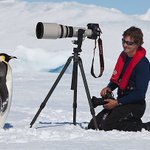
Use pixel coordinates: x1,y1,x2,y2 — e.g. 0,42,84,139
0,0,150,149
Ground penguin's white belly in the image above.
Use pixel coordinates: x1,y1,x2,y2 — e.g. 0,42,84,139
0,63,13,128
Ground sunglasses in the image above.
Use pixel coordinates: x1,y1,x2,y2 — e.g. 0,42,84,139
122,38,136,46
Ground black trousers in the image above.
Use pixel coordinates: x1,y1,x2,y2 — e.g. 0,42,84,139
0,62,8,103
88,101,146,132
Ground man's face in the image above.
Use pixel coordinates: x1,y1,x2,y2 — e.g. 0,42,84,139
122,36,139,57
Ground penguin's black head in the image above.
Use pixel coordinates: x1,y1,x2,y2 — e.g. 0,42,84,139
0,53,17,62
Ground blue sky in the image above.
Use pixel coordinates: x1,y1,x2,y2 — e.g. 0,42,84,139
24,0,150,15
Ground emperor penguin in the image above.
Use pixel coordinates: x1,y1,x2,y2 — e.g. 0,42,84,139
0,53,17,113
0,53,17,63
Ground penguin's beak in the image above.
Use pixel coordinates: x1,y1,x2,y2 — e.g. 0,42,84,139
10,56,17,60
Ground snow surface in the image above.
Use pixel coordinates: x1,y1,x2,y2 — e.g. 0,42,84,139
0,0,150,149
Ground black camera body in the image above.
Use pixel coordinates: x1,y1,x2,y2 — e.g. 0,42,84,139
87,23,102,40
91,92,115,108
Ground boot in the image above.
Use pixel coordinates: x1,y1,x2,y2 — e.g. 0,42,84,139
143,122,150,131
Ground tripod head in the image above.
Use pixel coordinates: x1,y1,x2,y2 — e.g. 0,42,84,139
73,29,85,54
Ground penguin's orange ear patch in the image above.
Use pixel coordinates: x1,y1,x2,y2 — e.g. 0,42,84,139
0,56,5,61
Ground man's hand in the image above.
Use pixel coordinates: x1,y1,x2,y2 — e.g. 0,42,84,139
100,87,112,97
103,99,119,110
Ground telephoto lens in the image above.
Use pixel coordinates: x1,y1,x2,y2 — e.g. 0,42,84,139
36,22,93,39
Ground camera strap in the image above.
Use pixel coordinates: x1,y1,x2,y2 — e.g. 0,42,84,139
91,37,104,78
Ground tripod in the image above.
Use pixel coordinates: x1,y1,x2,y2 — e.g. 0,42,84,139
30,29,98,130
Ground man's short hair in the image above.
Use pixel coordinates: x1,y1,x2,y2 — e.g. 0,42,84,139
123,26,143,46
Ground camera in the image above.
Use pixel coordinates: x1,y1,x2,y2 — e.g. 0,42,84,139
36,22,101,40
91,92,115,108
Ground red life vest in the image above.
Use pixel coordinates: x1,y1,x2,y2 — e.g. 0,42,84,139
110,47,146,90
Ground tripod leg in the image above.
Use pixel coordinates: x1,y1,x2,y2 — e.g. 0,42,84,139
30,56,73,128
78,58,99,130
71,61,78,125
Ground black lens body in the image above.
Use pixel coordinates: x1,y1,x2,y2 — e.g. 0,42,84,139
91,92,115,108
